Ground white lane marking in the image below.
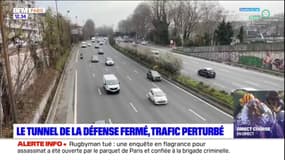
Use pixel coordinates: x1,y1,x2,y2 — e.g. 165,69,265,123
76,50,79,63
162,78,233,118
92,73,95,78
98,88,102,95
134,70,138,74
127,75,132,81
244,80,260,87
74,70,78,124
108,118,112,124
188,108,206,121
129,102,138,112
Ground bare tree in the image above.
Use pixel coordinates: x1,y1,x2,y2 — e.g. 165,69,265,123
198,1,225,45
131,2,152,39
82,19,95,40
118,16,134,34
150,0,170,45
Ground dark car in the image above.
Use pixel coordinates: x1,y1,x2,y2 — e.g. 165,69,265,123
147,70,161,81
79,53,83,59
198,68,216,78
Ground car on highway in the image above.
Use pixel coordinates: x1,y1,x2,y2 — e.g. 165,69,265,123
105,57,114,66
79,53,83,59
141,41,148,45
91,55,99,63
198,68,216,78
81,42,87,48
103,74,120,94
151,50,160,59
87,43,91,47
94,44,100,48
147,88,168,105
99,41,104,45
147,70,161,81
98,48,104,54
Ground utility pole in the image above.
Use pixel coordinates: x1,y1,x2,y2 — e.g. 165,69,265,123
0,0,17,123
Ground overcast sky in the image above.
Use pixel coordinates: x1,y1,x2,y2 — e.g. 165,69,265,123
35,1,284,30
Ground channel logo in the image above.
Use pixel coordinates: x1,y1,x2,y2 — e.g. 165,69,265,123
13,8,45,20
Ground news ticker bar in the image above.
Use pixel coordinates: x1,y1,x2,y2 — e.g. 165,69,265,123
14,124,233,139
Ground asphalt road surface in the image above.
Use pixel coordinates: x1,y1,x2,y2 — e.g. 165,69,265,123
136,44,284,93
75,41,233,123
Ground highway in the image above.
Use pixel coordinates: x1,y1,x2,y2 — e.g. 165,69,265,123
75,41,233,123
134,43,284,93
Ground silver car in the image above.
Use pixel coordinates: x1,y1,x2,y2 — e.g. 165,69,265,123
147,88,168,105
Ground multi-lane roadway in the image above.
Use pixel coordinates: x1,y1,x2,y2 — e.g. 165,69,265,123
75,41,233,123
135,44,284,93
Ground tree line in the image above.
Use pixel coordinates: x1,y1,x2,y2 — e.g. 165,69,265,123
117,0,239,46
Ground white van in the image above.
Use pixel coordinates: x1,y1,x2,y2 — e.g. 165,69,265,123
103,74,120,93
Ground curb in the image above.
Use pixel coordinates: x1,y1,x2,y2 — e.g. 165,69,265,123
44,45,78,123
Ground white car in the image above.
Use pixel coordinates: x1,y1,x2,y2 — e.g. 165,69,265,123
105,57,114,66
103,74,120,94
147,88,168,105
151,50,160,58
87,43,91,47
141,41,148,45
81,42,87,48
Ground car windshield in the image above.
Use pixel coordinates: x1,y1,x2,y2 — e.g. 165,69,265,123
153,90,165,97
106,80,119,85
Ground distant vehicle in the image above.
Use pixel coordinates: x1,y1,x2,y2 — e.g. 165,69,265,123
91,55,99,63
147,70,161,81
151,50,160,58
103,74,120,94
198,68,216,78
94,44,100,48
147,88,168,105
81,42,87,48
87,43,91,47
105,57,114,66
141,41,148,45
98,48,104,54
79,53,83,59
91,37,96,43
99,41,104,45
